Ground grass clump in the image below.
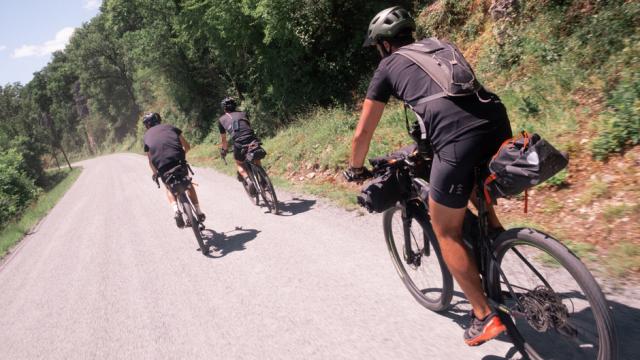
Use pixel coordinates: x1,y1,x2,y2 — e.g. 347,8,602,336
0,168,82,257
542,198,564,215
602,203,639,222
578,178,609,205
542,169,569,188
606,242,640,277
264,104,409,177
591,40,640,159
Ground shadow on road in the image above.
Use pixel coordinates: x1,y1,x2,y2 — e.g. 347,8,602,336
201,227,260,258
434,291,639,359
276,197,316,216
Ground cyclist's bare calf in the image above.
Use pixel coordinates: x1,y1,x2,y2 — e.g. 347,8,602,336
429,197,493,320
470,187,504,231
164,184,202,213
236,158,262,179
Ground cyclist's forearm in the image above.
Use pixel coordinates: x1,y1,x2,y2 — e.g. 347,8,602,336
179,134,191,153
147,154,158,174
221,134,228,149
350,99,385,167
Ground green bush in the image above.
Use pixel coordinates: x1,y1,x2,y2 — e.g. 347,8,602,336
417,0,473,39
7,136,45,185
0,149,40,228
591,51,640,159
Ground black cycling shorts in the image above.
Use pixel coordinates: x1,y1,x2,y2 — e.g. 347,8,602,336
232,137,260,162
429,109,512,209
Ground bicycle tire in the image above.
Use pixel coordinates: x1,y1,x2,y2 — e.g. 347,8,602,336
488,228,617,360
383,204,453,312
254,166,279,214
245,166,260,206
180,193,208,256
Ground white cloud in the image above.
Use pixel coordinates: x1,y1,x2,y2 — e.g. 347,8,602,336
84,0,101,10
0,45,6,52
12,27,75,58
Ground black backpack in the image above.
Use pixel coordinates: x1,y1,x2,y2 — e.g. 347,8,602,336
396,38,482,107
397,38,483,151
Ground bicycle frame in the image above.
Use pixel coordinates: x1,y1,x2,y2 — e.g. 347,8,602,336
374,153,610,360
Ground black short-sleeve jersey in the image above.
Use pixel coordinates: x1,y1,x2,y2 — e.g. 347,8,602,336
143,124,185,172
365,39,507,151
218,111,256,144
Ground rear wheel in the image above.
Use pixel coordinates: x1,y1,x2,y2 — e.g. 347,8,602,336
180,194,208,256
383,203,453,312
489,228,617,360
245,167,260,206
254,166,279,214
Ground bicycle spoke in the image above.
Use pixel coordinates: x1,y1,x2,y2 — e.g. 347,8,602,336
384,205,452,311
496,241,605,359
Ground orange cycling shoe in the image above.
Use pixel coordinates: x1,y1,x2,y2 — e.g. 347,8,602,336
463,311,507,346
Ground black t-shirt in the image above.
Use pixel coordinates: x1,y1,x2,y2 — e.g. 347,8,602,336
366,39,502,151
143,124,185,172
218,111,256,145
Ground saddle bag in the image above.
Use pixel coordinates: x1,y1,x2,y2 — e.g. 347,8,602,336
484,132,568,201
161,164,192,195
245,141,267,162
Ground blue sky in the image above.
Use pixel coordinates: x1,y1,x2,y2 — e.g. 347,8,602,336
0,0,102,86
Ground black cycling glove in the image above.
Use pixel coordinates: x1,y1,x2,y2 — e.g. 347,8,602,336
343,166,373,182
220,147,228,157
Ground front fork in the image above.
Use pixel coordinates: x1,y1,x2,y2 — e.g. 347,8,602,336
401,202,429,267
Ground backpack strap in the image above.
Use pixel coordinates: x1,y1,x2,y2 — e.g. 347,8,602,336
396,38,481,106
226,113,249,136
395,40,449,106
403,102,428,142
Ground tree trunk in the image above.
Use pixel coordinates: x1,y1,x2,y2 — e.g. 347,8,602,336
52,151,61,170
59,145,72,170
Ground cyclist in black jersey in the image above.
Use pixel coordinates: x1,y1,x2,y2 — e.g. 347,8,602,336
217,97,266,195
142,112,205,228
346,6,512,346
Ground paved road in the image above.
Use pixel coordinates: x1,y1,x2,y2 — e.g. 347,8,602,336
0,154,638,359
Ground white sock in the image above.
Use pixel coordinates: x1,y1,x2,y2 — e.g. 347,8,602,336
171,202,179,213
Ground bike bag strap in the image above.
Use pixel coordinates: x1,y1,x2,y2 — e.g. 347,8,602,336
484,132,568,203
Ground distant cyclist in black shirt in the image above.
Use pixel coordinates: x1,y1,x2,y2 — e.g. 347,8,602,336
142,112,205,227
218,97,266,195
345,7,512,346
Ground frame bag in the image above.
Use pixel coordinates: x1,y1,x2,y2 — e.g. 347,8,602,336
484,132,568,201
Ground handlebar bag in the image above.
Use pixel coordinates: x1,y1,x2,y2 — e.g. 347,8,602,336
484,132,568,201
357,169,406,213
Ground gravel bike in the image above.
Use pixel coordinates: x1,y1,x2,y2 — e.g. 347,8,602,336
362,145,617,360
223,142,279,214
155,162,208,255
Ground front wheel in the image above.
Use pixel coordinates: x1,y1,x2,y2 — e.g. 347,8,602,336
180,194,208,256
488,228,617,360
383,203,453,312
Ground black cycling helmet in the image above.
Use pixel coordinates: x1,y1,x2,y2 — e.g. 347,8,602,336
363,6,415,47
221,97,237,112
142,112,161,128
